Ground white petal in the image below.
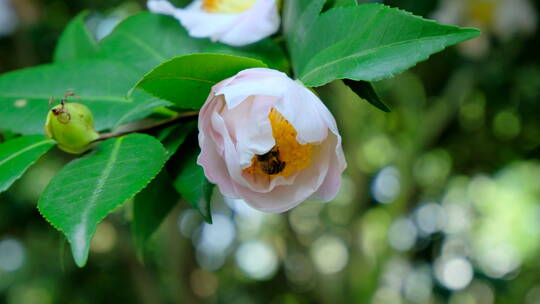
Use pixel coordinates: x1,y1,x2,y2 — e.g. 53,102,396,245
147,0,179,16
494,0,538,40
431,0,465,25
216,69,290,109
218,0,280,46
220,95,277,166
274,82,329,144
174,0,240,40
148,0,279,46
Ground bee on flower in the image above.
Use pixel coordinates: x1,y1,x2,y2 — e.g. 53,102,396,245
147,0,280,46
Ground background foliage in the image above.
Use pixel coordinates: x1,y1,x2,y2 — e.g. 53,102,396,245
1,0,540,303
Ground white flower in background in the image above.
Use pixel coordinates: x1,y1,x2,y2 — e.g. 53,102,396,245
0,0,18,37
432,0,538,58
147,0,280,46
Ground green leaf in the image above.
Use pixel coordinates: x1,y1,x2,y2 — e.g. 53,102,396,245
157,121,197,159
112,92,172,130
0,59,166,135
131,121,197,253
130,121,196,253
283,0,326,74
0,135,55,193
99,13,287,75
285,3,481,87
136,53,267,109
333,0,357,7
53,11,99,63
38,133,167,267
324,0,357,10
342,79,390,112
173,149,213,223
132,171,178,254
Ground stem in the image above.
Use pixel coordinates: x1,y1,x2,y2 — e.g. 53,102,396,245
94,111,198,142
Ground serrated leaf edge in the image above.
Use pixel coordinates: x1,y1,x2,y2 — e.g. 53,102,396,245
37,133,168,267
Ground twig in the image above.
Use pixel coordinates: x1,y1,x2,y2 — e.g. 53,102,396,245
94,111,198,142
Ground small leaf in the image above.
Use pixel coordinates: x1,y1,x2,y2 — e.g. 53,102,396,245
0,135,55,193
342,79,390,112
53,11,99,63
157,121,197,159
173,149,213,223
136,53,267,109
38,133,167,267
132,171,178,254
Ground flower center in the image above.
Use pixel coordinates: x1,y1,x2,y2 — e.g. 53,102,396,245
467,0,496,27
202,0,256,13
244,108,313,178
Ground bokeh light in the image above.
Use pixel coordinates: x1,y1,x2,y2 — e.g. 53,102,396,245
435,257,473,290
372,166,401,204
195,214,236,271
310,235,349,274
0,238,25,273
388,218,417,251
235,241,278,280
0,0,18,37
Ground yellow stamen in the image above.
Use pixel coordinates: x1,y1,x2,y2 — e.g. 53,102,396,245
467,0,496,28
244,108,313,178
202,0,256,13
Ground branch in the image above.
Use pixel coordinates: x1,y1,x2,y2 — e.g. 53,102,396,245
94,111,198,142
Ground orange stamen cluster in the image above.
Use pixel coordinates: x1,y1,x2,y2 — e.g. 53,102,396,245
244,108,313,179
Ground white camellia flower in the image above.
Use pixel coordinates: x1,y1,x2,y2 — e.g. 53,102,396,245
147,0,280,46
432,0,538,58
197,68,347,213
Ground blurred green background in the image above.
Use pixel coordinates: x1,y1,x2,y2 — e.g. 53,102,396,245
1,0,540,303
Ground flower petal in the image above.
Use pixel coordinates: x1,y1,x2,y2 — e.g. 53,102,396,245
218,0,280,46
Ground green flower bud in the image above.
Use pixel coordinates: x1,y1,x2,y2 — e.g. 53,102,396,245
45,102,100,154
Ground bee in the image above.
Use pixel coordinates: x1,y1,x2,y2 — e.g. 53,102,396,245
257,147,286,175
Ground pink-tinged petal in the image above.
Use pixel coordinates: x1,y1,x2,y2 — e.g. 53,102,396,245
314,133,347,201
197,98,237,198
313,104,347,200
197,135,238,198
